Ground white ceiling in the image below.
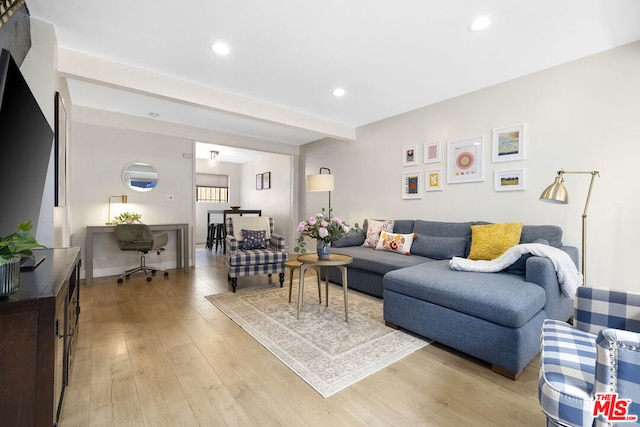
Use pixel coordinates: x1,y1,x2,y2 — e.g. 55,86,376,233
27,0,640,152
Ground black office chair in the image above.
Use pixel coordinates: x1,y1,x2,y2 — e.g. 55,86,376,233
114,224,169,283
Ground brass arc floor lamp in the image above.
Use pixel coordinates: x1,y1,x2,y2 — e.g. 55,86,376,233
539,169,599,285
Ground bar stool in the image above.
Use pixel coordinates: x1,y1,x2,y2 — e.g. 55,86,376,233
207,223,224,252
285,259,322,304
206,223,214,250
213,223,224,252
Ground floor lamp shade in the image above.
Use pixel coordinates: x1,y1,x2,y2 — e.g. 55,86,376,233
306,173,335,192
539,175,568,204
306,167,335,218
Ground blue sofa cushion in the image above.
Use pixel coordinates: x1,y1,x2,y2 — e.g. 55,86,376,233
383,261,546,328
410,235,468,259
332,230,365,247
413,220,473,237
392,219,415,234
520,225,563,247
332,246,430,275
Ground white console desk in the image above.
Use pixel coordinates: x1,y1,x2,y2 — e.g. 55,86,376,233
85,223,189,285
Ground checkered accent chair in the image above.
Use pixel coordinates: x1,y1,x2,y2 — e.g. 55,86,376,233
539,287,640,427
225,217,287,292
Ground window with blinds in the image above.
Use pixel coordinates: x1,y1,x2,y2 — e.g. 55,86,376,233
196,173,229,202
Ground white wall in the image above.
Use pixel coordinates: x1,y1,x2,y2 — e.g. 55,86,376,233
300,41,640,292
241,153,295,249
194,159,241,244
70,123,193,277
18,18,56,246
15,18,72,249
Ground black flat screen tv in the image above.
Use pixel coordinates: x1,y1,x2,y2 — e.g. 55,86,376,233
0,48,54,241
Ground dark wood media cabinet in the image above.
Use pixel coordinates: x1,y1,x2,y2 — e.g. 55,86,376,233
0,248,81,426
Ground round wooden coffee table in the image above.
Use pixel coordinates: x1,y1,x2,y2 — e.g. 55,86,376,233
296,253,353,321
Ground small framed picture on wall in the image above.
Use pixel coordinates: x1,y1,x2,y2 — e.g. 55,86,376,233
402,145,418,167
423,141,441,164
54,92,67,207
494,169,525,191
492,124,525,162
263,172,271,189
425,169,442,192
447,136,484,184
402,171,423,199
256,174,263,190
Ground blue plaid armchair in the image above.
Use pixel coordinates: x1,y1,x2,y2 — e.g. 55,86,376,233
539,287,640,427
225,217,287,292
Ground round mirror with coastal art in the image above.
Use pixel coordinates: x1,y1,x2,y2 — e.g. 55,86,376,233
122,162,158,192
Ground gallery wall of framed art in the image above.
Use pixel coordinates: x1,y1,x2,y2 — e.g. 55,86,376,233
400,122,527,199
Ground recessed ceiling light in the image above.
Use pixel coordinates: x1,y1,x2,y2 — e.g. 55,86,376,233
468,16,491,32
149,112,160,118
211,41,231,55
332,87,346,97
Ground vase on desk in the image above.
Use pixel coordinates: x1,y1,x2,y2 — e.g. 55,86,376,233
316,240,331,259
0,255,21,297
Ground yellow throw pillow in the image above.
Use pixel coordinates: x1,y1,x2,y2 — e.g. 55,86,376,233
467,222,523,260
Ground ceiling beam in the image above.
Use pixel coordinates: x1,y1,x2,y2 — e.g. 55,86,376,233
57,48,356,142
73,106,300,157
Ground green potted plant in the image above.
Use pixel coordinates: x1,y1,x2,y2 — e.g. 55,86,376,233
113,211,142,224
0,221,46,297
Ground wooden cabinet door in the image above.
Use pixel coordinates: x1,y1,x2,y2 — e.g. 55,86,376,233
53,293,67,422
0,304,39,426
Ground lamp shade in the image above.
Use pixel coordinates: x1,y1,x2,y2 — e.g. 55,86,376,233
539,176,568,204
306,174,335,192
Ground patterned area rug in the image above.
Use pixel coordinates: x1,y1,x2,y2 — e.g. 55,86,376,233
206,280,429,398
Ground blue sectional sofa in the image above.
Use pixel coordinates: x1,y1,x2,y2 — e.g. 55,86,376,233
328,219,578,379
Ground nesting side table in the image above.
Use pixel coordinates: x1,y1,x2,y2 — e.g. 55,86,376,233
296,253,353,321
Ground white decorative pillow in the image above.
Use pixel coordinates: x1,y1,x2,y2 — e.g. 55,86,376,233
375,231,416,255
232,217,271,241
362,219,394,248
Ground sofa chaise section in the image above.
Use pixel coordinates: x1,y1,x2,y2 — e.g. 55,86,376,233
382,258,573,378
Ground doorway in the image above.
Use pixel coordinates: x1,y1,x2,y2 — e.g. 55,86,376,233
193,141,296,268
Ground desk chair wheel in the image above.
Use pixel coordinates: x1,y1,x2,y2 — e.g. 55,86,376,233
117,278,123,284
150,270,169,277
146,276,152,282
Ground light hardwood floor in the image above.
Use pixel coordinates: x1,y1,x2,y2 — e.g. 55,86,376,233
59,247,545,426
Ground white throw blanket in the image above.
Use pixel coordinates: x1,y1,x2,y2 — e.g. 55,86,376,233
449,243,583,299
